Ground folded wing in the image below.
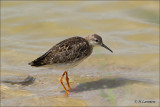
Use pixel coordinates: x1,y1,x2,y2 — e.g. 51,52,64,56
28,37,92,67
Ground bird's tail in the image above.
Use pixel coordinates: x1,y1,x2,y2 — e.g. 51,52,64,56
28,59,46,67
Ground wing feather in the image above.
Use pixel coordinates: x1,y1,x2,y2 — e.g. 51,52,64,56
29,36,92,67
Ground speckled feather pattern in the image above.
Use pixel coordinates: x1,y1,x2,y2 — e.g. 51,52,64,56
29,36,93,67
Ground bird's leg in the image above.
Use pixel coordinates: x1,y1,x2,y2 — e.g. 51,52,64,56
65,71,72,90
59,71,69,95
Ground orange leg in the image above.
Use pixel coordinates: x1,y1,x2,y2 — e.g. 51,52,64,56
65,71,72,90
59,71,69,96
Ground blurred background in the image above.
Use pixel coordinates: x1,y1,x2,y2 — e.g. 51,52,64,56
1,1,159,106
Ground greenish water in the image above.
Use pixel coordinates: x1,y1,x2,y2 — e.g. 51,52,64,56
1,1,159,106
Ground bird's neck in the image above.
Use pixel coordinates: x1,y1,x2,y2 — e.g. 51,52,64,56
85,36,92,46
85,36,90,41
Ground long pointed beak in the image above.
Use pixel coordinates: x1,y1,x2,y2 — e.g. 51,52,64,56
101,43,113,53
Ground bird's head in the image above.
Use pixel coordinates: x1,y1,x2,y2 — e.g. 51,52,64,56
86,34,113,53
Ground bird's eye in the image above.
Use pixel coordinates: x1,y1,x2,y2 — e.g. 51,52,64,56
95,40,99,42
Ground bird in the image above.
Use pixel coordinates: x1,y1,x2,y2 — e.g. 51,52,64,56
29,34,113,96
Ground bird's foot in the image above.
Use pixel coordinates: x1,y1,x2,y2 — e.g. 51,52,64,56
65,90,69,96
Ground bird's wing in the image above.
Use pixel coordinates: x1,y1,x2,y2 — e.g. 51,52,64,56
29,36,92,66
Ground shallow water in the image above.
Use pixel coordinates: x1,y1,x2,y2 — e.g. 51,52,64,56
1,1,159,106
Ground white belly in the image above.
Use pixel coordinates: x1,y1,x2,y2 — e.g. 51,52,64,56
42,58,86,71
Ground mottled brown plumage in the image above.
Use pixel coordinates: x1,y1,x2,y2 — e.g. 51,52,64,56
29,36,92,67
